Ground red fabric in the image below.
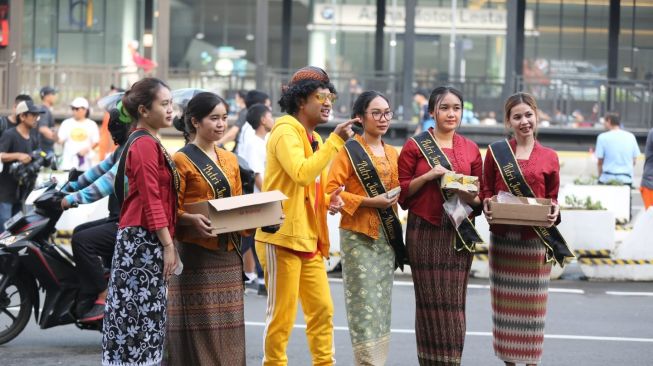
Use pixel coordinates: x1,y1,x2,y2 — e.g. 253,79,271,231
132,52,157,73
481,139,560,239
119,132,177,237
287,133,319,260
398,130,483,226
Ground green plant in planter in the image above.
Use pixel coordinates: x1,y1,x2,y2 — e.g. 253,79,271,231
563,194,605,210
573,175,599,185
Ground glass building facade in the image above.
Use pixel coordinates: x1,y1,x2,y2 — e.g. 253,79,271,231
18,1,652,80
13,1,653,126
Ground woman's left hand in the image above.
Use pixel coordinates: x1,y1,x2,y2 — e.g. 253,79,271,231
455,189,479,206
547,203,560,227
328,186,345,215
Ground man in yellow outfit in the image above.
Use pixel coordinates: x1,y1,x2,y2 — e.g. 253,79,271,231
255,66,356,366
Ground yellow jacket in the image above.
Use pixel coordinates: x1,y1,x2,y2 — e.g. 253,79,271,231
255,115,345,257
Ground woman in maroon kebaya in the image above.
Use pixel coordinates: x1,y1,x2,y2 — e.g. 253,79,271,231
482,93,561,366
102,78,179,366
398,86,483,365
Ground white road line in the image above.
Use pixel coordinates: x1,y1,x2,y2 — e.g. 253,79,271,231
549,288,585,294
244,322,653,343
329,278,585,294
606,291,653,297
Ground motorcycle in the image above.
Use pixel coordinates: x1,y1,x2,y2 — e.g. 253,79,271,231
0,170,107,345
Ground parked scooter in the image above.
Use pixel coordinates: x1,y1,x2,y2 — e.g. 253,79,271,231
0,170,107,344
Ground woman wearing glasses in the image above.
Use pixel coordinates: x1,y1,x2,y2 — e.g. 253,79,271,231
398,86,483,365
326,91,405,365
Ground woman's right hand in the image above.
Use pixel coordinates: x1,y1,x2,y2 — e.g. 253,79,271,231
162,244,178,280
482,197,493,220
188,213,215,238
422,164,449,181
368,193,399,209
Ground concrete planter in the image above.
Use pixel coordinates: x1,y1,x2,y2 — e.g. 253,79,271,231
557,209,615,252
559,184,630,223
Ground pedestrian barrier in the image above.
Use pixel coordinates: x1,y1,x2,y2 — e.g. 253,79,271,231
574,249,612,258
579,258,653,265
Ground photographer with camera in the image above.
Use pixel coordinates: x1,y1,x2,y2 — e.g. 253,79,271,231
0,100,45,229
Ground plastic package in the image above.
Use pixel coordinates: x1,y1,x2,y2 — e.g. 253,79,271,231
443,195,473,228
497,191,522,204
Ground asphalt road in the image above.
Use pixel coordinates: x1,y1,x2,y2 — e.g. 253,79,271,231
2,275,652,366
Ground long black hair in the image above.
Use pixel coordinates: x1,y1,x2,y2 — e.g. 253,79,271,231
183,92,229,135
121,77,170,121
427,86,464,117
351,90,389,119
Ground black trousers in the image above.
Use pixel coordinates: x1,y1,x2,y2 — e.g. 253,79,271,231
71,217,118,296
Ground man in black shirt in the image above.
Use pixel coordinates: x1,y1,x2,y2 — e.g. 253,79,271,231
0,95,38,140
38,86,58,153
0,100,44,228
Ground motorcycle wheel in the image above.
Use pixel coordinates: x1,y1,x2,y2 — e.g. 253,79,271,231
0,274,33,345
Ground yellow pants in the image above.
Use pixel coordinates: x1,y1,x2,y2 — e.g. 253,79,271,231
256,241,335,366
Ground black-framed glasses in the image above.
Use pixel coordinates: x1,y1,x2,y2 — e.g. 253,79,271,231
71,107,82,111
365,110,394,121
315,92,338,104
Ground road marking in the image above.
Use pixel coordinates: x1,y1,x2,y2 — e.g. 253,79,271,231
244,322,653,343
606,291,653,297
329,278,585,294
549,288,585,294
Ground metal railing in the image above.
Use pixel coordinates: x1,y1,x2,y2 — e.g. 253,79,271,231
3,63,651,129
515,76,653,130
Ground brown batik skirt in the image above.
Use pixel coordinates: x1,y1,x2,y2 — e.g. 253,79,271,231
166,242,245,366
406,213,474,366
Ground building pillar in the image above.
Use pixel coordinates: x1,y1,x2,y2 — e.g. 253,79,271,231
281,0,292,70
255,0,269,90
0,0,23,107
402,0,416,122
374,0,386,74
155,0,170,81
607,0,620,111
503,0,525,100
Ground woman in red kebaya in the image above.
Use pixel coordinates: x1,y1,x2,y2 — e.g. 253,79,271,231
102,77,179,366
398,86,483,365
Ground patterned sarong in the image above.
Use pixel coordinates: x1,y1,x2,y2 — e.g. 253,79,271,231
102,226,167,366
341,227,395,366
406,213,473,366
490,231,552,364
166,242,245,366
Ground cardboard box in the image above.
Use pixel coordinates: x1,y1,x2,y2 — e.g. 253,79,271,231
440,172,479,193
183,190,287,235
487,195,552,226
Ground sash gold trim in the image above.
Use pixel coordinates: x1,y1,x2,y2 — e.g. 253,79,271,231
343,139,407,269
488,139,575,266
410,131,483,252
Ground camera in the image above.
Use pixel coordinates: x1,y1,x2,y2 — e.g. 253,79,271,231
9,150,57,187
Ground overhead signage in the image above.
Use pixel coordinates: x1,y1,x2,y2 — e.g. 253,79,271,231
311,4,534,35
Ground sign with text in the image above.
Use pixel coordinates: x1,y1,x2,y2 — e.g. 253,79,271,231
312,4,534,34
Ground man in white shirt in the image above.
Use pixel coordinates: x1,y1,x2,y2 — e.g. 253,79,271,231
237,103,275,294
238,104,274,192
